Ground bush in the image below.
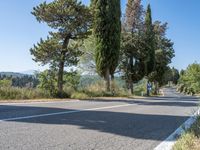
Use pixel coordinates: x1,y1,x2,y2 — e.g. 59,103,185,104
70,92,89,99
132,79,147,96
177,84,196,95
177,84,185,93
187,88,195,95
0,79,12,88
183,87,188,94
63,85,75,98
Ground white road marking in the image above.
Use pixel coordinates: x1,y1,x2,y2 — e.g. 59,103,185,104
0,103,134,122
154,108,200,150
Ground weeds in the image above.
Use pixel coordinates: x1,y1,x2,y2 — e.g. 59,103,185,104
173,116,200,150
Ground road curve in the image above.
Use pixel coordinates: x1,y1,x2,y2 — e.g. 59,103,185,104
0,88,199,150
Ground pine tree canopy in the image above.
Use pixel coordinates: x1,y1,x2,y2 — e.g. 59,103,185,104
32,0,92,40
30,0,92,96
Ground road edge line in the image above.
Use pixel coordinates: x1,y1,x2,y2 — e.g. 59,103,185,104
154,108,200,150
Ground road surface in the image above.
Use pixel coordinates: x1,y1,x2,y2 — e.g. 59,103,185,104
0,88,199,150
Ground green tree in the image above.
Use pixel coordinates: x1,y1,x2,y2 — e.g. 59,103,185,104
179,63,200,94
31,0,92,97
144,4,155,75
37,69,57,96
148,21,175,93
120,0,145,94
93,0,121,91
171,67,180,85
79,34,96,74
64,71,81,90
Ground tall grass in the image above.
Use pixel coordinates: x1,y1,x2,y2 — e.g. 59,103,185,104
173,116,200,150
0,87,51,100
80,80,131,97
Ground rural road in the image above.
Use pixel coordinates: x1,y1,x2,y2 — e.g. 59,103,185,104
0,88,199,150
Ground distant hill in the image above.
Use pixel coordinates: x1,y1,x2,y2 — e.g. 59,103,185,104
20,70,38,75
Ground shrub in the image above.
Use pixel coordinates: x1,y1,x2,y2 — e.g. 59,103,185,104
183,87,188,94
70,92,89,99
188,88,195,95
177,84,185,93
63,85,75,98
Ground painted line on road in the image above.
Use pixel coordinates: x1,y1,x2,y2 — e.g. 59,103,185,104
154,107,200,150
0,103,135,122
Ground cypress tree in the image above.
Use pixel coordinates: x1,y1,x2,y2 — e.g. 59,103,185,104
120,0,145,94
144,4,155,75
93,0,121,91
144,4,155,96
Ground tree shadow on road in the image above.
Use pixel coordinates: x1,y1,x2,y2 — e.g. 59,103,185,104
0,104,195,142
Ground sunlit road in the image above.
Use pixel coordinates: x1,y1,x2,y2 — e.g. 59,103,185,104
0,88,199,150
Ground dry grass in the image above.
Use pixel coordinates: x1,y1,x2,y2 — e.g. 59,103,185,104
173,116,200,150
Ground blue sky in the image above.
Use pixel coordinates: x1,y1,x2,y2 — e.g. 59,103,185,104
0,0,199,72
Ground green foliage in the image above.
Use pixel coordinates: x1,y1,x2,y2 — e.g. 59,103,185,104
64,71,81,90
148,21,175,87
93,0,121,91
0,74,39,88
132,79,147,96
144,4,155,75
80,80,130,97
0,79,12,88
178,63,200,94
0,87,51,100
79,34,96,74
37,70,57,96
120,0,145,93
31,0,92,95
70,92,89,99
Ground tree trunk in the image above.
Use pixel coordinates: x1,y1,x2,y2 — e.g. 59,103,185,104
57,37,70,97
154,81,159,95
57,58,65,97
105,68,110,92
129,56,134,94
147,80,150,96
130,83,134,95
111,74,115,95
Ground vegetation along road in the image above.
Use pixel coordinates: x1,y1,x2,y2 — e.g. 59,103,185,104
0,88,199,150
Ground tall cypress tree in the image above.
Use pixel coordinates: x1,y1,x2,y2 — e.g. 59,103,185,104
144,4,155,96
93,0,121,91
144,4,155,75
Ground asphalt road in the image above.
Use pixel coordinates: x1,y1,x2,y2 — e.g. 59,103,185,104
0,88,199,150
